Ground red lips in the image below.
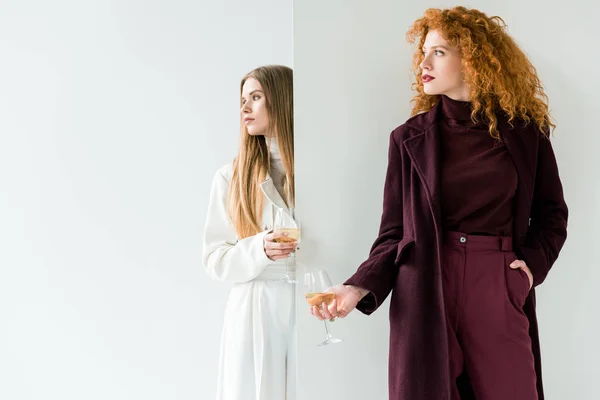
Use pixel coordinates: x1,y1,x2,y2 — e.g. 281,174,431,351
422,74,435,83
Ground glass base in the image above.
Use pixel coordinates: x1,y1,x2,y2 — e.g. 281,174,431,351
318,335,342,346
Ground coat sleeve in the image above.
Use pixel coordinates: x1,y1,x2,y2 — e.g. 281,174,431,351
344,130,405,314
517,134,568,287
202,168,272,283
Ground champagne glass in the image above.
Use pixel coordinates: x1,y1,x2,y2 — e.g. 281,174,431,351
273,206,300,283
303,269,342,346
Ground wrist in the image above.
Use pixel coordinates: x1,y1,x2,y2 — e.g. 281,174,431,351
347,285,369,299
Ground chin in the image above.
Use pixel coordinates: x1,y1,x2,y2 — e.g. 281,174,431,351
423,86,440,96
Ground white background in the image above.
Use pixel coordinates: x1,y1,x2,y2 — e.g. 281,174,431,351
0,1,292,399
2,1,598,399
294,1,599,399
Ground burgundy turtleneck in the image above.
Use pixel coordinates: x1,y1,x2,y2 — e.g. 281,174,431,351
439,95,517,237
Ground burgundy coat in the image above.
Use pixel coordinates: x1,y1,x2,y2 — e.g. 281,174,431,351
344,99,568,400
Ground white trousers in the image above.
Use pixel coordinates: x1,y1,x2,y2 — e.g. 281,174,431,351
216,264,296,400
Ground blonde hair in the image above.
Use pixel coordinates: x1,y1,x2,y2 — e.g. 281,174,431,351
227,65,294,239
407,6,554,138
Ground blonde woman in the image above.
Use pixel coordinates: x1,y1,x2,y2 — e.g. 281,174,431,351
202,65,297,400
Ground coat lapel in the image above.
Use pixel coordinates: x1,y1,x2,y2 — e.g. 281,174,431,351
260,175,298,230
403,127,442,207
260,175,289,210
403,101,443,224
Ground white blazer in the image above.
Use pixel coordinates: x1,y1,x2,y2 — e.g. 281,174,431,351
202,162,297,282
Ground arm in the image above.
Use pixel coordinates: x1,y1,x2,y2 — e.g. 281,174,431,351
517,134,568,287
344,130,405,314
202,168,272,283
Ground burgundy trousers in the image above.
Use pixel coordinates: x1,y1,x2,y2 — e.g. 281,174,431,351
442,231,537,400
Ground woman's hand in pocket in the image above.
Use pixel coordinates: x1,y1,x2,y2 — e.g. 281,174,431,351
510,259,533,290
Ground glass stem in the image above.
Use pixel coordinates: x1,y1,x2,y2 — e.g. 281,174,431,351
323,320,332,338
287,250,295,278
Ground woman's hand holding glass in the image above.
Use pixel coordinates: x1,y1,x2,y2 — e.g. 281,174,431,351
263,231,297,261
309,284,369,321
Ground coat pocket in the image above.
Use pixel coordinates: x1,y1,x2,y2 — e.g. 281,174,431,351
394,237,415,265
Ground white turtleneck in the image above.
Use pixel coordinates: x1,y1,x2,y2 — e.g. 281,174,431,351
267,137,289,203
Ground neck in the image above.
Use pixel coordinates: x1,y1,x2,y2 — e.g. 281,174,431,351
440,94,474,121
267,136,282,161
444,93,470,102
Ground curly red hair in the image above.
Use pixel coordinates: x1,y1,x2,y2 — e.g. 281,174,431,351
407,7,554,138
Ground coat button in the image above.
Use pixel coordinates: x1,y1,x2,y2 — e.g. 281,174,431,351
459,236,467,243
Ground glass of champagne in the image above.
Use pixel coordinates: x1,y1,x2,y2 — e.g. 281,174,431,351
303,269,342,346
273,206,300,283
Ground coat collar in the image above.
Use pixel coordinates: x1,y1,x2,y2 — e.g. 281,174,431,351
260,174,289,210
401,99,528,196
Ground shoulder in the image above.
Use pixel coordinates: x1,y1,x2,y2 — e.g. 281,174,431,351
210,162,234,192
214,162,234,182
390,109,437,145
504,118,548,148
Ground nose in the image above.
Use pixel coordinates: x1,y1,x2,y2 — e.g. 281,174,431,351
241,101,251,113
420,54,431,71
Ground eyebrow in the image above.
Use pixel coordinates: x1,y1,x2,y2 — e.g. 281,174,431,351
422,45,449,51
241,90,264,99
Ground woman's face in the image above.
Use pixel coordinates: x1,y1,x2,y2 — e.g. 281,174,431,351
240,77,271,136
420,30,469,101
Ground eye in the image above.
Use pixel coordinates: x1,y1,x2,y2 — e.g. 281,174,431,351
434,50,445,56
252,94,261,101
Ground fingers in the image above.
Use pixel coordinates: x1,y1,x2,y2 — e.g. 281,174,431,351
266,247,295,257
327,298,340,319
264,234,297,250
312,301,338,322
311,304,348,320
264,232,297,260
509,259,526,269
309,285,359,321
327,299,343,322
311,305,325,321
320,301,334,320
